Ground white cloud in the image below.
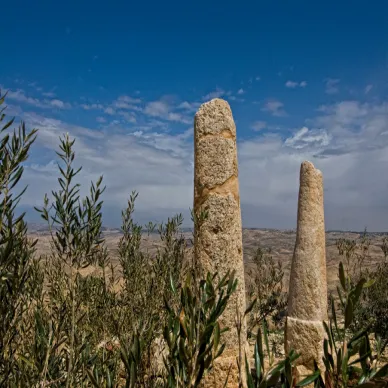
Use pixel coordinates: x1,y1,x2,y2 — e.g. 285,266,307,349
80,96,142,115
144,98,191,124
118,95,141,104
238,99,388,229
42,91,56,98
167,112,189,123
104,107,115,115
237,88,244,95
228,95,245,102
285,80,307,88
117,111,137,123
5,88,71,110
6,88,388,230
96,116,106,123
16,111,194,226
261,99,287,117
81,103,104,110
112,95,142,111
202,88,225,101
6,89,46,108
251,121,267,131
365,84,373,94
325,78,340,94
178,101,201,112
255,76,261,81
284,127,331,149
144,101,169,117
50,99,71,109
285,81,298,88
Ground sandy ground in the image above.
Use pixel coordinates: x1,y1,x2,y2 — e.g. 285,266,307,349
30,227,387,294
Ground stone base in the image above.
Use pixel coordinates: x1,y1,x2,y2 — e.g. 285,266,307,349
201,349,246,388
285,316,326,375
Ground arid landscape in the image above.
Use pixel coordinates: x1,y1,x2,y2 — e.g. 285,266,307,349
29,226,388,294
3,1,388,385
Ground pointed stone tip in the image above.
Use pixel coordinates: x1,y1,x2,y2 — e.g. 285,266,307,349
301,160,315,169
196,98,231,115
194,98,236,137
301,160,322,176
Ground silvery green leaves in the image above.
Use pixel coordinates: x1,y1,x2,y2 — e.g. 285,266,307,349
306,261,387,388
0,90,39,385
35,133,105,269
245,319,300,388
163,270,237,387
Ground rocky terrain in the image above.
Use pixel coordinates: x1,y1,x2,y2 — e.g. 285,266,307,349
29,225,387,294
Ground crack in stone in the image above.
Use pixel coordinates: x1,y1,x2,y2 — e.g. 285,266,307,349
194,175,239,209
198,128,235,140
287,316,326,325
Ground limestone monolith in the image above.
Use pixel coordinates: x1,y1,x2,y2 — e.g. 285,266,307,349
194,98,247,387
285,161,328,380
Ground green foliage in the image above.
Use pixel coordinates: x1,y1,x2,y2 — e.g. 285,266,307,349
305,261,388,388
0,90,40,384
0,92,220,387
336,231,388,340
32,132,108,386
163,270,237,387
245,320,300,388
35,132,105,268
0,90,386,388
246,245,287,335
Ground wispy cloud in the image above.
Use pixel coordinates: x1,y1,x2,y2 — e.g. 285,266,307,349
325,78,340,94
17,110,194,226
50,99,71,109
285,80,307,88
42,91,56,98
202,88,225,101
104,107,115,115
144,98,191,124
80,103,104,110
144,101,169,117
6,89,45,107
117,111,137,123
261,99,287,117
7,92,388,230
112,95,142,111
284,127,331,149
237,88,244,95
251,121,267,131
365,84,373,94
80,95,142,114
177,101,201,112
5,88,71,110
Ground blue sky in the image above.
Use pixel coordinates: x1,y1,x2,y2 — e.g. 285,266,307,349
1,0,388,230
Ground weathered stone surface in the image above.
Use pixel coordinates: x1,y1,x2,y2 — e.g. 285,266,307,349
202,351,242,388
285,317,325,368
285,161,328,376
194,99,247,387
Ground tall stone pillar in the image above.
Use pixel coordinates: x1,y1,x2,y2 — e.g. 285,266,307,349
194,98,247,387
285,161,328,379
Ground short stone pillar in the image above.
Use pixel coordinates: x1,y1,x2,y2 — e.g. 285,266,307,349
194,98,247,387
285,161,328,380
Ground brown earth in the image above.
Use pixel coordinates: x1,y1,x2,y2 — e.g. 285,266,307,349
29,227,388,368
30,227,387,295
